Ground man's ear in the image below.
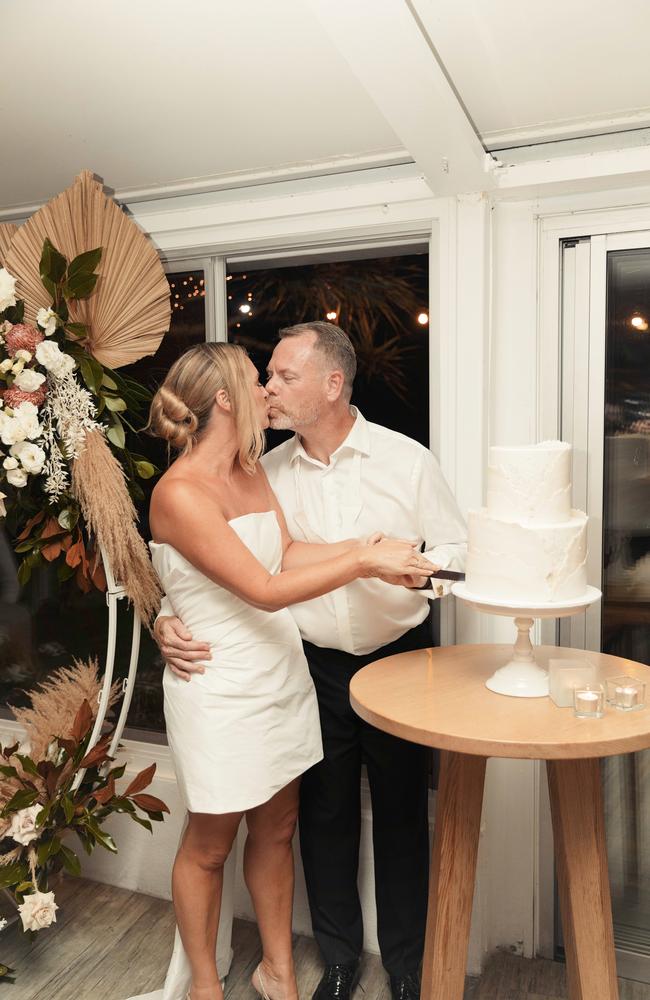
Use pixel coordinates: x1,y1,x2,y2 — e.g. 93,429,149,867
326,370,345,401
215,388,231,412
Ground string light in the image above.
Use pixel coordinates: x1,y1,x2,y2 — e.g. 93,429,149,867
631,314,649,331
417,312,429,325
239,304,251,314
326,311,338,320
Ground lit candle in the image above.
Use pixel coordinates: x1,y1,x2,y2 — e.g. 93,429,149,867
606,675,646,711
574,685,605,719
616,685,639,709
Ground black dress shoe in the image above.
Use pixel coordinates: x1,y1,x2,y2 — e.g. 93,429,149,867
312,963,360,999
389,971,421,1000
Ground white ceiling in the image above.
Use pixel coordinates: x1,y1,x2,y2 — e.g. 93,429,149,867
422,0,650,147
2,0,650,210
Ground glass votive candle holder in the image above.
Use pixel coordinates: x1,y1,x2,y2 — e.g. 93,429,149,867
549,658,597,708
573,684,605,719
606,676,646,712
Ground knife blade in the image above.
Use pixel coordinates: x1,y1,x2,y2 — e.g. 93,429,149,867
430,569,465,581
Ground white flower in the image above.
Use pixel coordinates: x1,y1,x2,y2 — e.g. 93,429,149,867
0,491,6,518
11,441,45,475
14,349,32,363
0,359,13,374
36,307,58,337
18,890,58,932
13,369,45,393
6,466,28,487
0,917,7,931
7,804,41,846
3,457,17,470
0,415,27,447
35,340,75,378
13,401,42,440
0,269,17,313
11,359,24,375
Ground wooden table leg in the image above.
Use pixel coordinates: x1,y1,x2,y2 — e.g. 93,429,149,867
546,759,619,1000
421,750,487,1000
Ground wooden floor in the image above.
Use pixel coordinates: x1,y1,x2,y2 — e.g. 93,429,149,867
3,878,650,999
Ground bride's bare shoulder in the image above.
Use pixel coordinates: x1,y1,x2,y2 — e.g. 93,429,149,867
151,467,220,523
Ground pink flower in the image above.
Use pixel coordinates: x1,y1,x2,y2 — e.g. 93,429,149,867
3,385,47,408
5,324,45,357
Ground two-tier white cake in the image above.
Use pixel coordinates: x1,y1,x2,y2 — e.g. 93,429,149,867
465,441,588,604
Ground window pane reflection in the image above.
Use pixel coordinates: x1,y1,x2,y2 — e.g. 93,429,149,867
602,248,650,959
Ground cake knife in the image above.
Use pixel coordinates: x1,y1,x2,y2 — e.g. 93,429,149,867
430,569,465,581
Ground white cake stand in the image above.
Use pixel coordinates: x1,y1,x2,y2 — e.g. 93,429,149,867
451,583,602,698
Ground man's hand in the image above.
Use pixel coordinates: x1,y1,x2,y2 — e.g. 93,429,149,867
153,615,211,683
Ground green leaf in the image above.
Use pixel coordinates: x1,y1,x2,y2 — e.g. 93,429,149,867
62,795,75,824
79,355,103,395
17,551,41,587
37,837,61,868
106,418,125,449
57,561,77,582
15,754,39,778
0,764,18,778
35,801,53,827
64,273,99,301
57,507,79,531
129,813,153,833
40,276,56,299
65,322,88,340
59,843,82,876
0,861,28,890
2,787,39,817
40,238,67,285
103,395,127,412
101,372,118,390
134,460,156,480
3,301,25,324
67,247,102,281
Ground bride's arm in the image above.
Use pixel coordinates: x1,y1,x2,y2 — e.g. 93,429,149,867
151,480,433,613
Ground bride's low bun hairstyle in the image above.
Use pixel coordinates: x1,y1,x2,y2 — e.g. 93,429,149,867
147,343,264,472
148,385,199,452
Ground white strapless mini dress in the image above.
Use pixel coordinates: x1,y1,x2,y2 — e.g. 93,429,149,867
125,513,323,1000
150,510,323,813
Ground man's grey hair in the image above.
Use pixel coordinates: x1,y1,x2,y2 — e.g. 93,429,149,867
278,321,357,401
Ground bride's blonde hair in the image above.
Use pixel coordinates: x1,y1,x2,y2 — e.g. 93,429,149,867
147,343,265,473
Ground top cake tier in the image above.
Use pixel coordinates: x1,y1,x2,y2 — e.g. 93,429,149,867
487,441,572,524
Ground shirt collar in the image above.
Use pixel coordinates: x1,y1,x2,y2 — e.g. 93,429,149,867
289,407,371,465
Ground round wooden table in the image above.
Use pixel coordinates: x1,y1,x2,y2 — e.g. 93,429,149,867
350,644,650,1000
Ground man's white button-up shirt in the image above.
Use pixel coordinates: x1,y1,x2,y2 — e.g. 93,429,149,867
260,408,466,655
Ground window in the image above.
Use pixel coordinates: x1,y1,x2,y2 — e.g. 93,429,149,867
0,246,433,739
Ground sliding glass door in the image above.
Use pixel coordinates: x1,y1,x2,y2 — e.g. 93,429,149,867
561,233,650,982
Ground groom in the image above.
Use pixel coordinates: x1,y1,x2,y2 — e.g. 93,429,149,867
154,322,466,1000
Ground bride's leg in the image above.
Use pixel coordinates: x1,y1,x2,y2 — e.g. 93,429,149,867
245,779,301,999
172,809,243,1000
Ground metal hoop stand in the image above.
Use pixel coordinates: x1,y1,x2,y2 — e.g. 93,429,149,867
71,546,142,791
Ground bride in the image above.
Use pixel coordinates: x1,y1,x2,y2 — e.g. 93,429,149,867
133,343,435,1000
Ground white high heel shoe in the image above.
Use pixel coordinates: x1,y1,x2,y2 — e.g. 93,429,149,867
253,963,272,1000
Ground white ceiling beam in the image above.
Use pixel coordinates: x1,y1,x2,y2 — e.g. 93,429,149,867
305,0,494,196
492,144,650,199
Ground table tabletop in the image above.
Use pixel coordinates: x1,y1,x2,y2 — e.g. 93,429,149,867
349,644,650,759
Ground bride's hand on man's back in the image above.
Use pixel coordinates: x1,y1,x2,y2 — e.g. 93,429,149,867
154,615,211,682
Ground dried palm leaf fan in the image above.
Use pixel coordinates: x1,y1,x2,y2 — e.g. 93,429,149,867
3,169,170,367
0,223,18,267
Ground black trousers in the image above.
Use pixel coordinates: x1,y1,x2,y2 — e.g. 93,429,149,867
299,616,432,977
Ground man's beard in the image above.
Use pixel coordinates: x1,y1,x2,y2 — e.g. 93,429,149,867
268,399,321,432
